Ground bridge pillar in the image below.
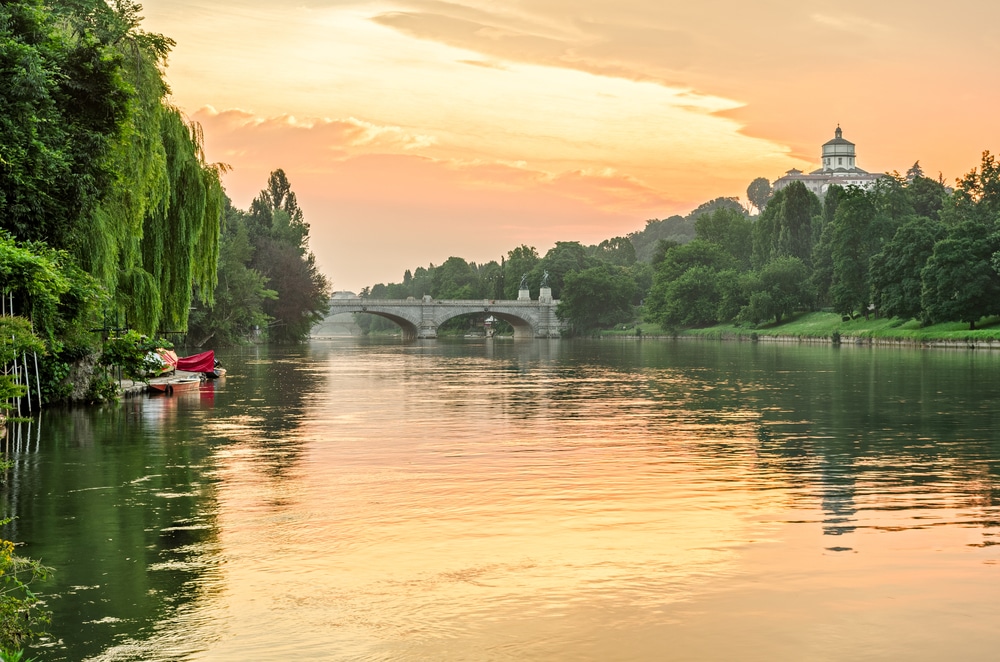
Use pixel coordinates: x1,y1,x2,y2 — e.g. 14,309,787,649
535,299,562,338
419,297,438,338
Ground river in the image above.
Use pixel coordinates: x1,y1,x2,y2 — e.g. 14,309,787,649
4,338,1000,661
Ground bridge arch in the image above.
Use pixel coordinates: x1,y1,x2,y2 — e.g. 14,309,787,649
356,311,420,341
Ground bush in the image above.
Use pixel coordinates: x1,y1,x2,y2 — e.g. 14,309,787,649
100,331,173,383
0,535,51,656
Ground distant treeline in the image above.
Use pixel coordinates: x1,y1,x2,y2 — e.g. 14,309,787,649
364,157,1000,335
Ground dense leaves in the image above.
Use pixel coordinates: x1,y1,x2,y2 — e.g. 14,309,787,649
0,0,225,337
556,266,637,332
188,170,330,345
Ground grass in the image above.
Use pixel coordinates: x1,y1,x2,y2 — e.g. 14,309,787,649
598,313,1000,344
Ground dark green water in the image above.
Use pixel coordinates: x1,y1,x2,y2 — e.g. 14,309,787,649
4,339,1000,660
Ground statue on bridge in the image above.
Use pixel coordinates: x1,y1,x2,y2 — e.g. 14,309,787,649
540,270,550,288
519,273,528,290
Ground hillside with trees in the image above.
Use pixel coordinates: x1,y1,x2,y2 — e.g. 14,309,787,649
361,155,1000,338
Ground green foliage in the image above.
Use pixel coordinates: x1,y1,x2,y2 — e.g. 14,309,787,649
502,245,540,299
653,240,733,283
556,265,637,332
529,241,593,299
907,176,947,221
695,207,753,270
740,257,813,325
828,190,877,317
920,222,1000,329
0,234,103,352
628,216,694,263
432,257,479,299
0,0,129,248
191,171,329,345
142,108,213,332
0,537,51,656
746,177,772,214
594,236,636,266
186,202,276,346
752,182,820,268
647,265,728,328
0,317,44,405
247,169,309,252
951,150,1000,224
99,330,169,382
1,0,224,347
869,216,945,320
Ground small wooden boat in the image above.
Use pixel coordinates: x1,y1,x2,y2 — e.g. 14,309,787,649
148,376,202,395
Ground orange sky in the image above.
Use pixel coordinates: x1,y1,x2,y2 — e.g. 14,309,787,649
140,0,1000,292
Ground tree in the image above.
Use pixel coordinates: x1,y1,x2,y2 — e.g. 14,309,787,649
646,265,727,328
595,236,637,266
0,0,131,247
0,0,223,337
695,207,753,270
921,222,1000,329
655,240,733,283
907,175,947,221
951,151,1000,224
628,216,694,263
186,200,277,346
243,171,330,342
828,190,877,317
557,265,637,332
530,242,593,299
740,257,813,325
432,256,479,299
687,196,745,221
644,241,734,328
256,239,330,342
747,177,772,214
502,245,539,298
869,216,945,320
247,169,309,252
752,182,820,268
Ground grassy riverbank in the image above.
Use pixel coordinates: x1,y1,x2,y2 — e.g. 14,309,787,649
601,312,1000,344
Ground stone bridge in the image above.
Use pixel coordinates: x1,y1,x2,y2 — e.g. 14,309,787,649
325,293,566,340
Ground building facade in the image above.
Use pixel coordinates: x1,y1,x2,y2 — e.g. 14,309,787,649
773,126,883,196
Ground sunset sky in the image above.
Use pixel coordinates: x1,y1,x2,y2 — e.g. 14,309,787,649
140,0,1000,293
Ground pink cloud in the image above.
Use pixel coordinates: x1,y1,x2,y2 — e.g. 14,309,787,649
190,108,682,291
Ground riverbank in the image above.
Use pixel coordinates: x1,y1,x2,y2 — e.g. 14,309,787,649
601,312,1000,350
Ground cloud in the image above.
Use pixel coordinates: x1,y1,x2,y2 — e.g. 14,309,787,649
370,3,699,87
811,13,893,36
191,106,688,290
191,107,436,167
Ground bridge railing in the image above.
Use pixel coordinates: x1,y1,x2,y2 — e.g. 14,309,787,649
328,298,557,306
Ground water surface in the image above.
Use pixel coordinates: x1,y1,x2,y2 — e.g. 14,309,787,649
4,339,1000,660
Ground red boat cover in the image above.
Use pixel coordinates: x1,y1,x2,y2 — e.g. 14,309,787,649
176,350,215,373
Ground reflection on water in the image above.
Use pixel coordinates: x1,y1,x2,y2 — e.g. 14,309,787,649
4,340,1000,660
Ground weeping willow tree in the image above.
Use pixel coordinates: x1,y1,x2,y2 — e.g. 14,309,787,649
60,0,224,334
70,0,223,334
2,0,225,337
139,109,223,332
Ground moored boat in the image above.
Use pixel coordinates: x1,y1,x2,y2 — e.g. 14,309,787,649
148,376,202,395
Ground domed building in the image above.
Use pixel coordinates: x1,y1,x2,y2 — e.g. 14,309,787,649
773,126,884,195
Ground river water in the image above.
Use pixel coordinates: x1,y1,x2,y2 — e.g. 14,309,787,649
4,338,1000,661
